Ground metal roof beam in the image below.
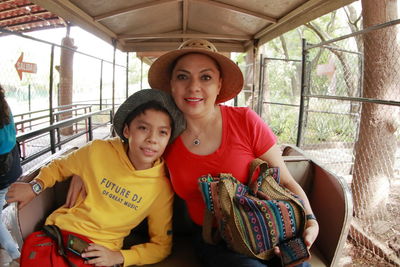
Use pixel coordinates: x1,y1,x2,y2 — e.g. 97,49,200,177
124,41,245,52
255,0,357,45
118,32,251,41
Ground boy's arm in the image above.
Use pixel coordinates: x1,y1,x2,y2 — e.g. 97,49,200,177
34,146,85,189
6,180,42,209
120,181,174,266
7,145,87,209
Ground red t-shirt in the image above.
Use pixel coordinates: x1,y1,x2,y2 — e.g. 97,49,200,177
164,105,277,225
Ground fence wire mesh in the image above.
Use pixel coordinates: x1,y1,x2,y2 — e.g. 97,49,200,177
261,58,302,145
260,21,400,266
0,30,144,171
305,23,399,267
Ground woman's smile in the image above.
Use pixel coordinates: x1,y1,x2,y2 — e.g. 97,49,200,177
184,97,204,103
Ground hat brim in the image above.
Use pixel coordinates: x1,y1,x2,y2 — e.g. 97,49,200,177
148,48,244,103
113,89,185,143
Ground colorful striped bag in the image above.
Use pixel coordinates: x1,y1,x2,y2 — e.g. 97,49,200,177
198,158,309,264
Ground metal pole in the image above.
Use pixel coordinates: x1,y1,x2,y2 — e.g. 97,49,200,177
296,39,307,147
140,58,143,90
112,39,116,118
99,60,103,110
234,62,239,107
88,117,93,141
257,53,264,115
126,52,129,98
28,84,31,112
28,84,32,130
49,45,56,153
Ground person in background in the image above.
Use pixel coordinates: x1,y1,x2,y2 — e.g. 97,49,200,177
147,39,319,266
0,84,22,263
7,89,185,267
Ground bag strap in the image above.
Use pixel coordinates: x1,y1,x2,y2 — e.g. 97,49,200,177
249,158,266,178
247,158,269,194
249,159,307,232
42,225,77,267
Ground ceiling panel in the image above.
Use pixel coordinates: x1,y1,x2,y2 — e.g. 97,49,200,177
2,0,358,52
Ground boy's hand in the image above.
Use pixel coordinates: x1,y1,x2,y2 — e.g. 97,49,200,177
6,182,37,209
82,243,124,266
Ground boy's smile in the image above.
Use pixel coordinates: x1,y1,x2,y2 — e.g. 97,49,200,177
123,109,172,170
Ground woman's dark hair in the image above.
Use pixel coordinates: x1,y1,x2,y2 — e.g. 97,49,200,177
124,100,174,137
0,85,11,128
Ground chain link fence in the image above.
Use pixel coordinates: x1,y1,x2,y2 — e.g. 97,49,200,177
260,57,302,145
0,29,145,171
259,20,400,266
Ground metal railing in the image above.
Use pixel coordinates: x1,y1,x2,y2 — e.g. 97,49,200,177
16,108,112,165
14,104,92,133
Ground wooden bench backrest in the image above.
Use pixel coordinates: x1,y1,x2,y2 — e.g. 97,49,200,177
9,145,352,267
282,145,353,266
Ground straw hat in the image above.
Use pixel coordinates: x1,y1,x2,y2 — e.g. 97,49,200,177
113,89,185,143
148,39,244,103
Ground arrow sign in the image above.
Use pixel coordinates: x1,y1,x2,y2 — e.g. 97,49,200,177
15,52,37,80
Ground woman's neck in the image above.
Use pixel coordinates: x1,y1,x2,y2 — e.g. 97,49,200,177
185,105,220,135
181,105,222,153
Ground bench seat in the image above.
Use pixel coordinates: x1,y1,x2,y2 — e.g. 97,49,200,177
3,145,352,267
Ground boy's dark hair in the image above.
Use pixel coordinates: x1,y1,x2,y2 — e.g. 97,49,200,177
123,100,174,138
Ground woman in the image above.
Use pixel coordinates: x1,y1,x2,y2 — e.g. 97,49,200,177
0,84,22,263
148,39,319,266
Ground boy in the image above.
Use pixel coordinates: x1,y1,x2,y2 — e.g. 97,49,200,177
6,89,185,267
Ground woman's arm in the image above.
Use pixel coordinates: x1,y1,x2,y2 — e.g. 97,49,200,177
259,144,319,249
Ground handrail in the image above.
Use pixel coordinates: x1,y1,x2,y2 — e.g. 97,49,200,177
15,105,92,126
13,103,93,118
17,108,111,142
16,108,112,165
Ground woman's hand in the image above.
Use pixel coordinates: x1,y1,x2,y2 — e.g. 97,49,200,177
273,219,319,256
82,243,124,266
303,219,319,249
64,175,86,208
6,182,36,209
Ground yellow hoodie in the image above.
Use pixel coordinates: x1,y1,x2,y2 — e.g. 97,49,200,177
36,138,173,266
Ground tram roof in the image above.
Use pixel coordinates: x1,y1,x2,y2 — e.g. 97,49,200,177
3,0,356,53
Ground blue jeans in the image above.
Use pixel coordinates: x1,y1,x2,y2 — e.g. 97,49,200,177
0,188,20,259
192,226,311,267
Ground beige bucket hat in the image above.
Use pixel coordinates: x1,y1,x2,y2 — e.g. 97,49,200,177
148,39,244,103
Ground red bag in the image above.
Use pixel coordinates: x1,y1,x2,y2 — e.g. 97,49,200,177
20,227,99,267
